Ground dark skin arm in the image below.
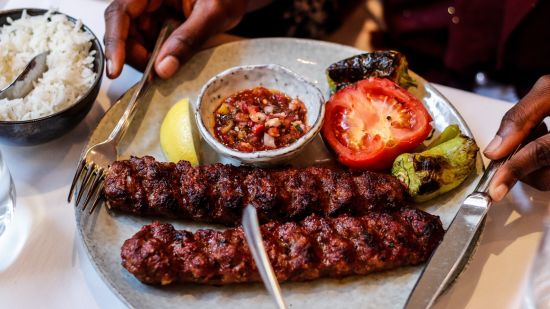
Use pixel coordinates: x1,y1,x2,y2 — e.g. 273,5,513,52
104,0,248,79
484,75,550,201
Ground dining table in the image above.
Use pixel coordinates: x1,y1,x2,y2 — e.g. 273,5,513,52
1,0,549,308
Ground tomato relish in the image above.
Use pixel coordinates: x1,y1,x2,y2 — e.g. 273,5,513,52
213,87,308,152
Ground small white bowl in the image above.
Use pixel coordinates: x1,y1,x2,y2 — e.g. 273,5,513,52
195,64,325,165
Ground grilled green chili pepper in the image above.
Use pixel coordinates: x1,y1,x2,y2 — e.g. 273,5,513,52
392,130,479,203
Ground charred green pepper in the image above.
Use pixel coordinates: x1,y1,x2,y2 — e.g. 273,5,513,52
391,131,479,202
326,50,417,93
426,124,460,148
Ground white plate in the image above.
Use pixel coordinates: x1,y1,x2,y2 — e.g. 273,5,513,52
77,38,484,309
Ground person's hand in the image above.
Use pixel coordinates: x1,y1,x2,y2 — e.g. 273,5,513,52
104,0,247,79
484,75,550,201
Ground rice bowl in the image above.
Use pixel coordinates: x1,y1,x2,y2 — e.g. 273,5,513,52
0,10,97,121
0,8,103,145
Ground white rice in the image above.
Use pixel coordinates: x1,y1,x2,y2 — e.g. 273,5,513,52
0,10,97,121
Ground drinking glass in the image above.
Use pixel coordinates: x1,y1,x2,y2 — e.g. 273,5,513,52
526,215,550,309
0,150,16,238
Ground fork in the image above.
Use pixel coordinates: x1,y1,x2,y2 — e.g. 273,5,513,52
67,25,171,212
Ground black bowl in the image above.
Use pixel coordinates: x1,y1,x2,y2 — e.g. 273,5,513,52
0,8,104,145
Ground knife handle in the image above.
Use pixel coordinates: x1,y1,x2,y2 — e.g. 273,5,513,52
474,159,506,193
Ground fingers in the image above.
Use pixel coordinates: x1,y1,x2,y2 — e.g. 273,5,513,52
522,167,550,191
146,0,163,12
104,0,159,78
154,0,247,79
484,75,550,160
183,0,197,17
488,133,550,201
136,14,163,49
125,39,149,71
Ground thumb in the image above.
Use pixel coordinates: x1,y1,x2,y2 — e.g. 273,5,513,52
484,75,550,160
154,0,246,79
488,133,550,201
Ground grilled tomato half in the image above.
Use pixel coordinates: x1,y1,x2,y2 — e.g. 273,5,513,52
322,78,432,170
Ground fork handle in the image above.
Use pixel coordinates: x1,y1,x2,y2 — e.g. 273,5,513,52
107,24,171,144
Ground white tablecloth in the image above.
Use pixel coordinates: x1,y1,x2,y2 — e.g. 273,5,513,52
1,1,548,308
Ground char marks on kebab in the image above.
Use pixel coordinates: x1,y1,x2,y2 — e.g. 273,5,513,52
104,156,407,226
121,207,444,285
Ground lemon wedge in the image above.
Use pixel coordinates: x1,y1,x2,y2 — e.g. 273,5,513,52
160,98,199,165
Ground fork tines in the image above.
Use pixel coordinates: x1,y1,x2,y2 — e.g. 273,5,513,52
68,158,106,213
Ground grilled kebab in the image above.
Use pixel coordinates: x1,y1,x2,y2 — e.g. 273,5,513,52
121,207,443,285
104,156,407,226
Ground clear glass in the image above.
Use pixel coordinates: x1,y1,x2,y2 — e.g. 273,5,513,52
526,218,550,309
0,150,16,238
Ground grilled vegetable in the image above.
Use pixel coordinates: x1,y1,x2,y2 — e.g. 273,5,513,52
326,50,416,93
322,78,432,170
392,130,479,202
427,124,460,148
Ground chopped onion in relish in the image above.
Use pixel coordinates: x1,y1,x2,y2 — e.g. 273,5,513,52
213,87,308,152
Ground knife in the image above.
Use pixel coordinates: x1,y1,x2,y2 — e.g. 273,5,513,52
405,140,524,309
242,205,288,309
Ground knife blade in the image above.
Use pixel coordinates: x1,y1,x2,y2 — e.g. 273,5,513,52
405,141,525,309
242,205,288,309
